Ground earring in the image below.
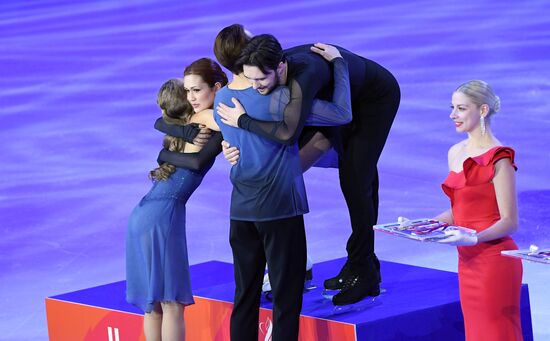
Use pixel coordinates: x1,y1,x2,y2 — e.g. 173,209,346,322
480,116,486,136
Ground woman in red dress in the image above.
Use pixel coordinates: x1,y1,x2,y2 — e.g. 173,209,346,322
435,80,523,340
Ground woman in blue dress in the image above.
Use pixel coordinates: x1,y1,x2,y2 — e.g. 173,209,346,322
126,58,227,341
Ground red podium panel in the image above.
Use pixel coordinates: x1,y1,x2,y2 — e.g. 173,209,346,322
45,262,355,341
45,295,355,341
46,259,533,341
45,297,145,340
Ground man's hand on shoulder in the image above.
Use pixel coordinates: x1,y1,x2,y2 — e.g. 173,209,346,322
310,43,342,62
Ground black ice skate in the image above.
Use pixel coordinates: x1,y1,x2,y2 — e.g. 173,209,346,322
330,270,381,313
322,262,351,298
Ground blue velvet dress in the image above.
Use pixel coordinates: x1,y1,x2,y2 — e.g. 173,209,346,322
125,131,221,313
126,167,204,312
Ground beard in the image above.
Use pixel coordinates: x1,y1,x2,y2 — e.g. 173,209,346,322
258,72,280,95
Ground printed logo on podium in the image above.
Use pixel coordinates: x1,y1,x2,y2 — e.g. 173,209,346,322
108,326,120,341
259,316,273,341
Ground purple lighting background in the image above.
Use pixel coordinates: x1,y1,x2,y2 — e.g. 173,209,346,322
1,1,549,339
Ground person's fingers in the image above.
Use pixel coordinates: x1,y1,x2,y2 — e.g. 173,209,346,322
225,148,240,165
217,104,229,118
229,97,244,112
310,46,324,53
310,45,323,52
195,133,210,141
221,140,230,148
223,147,235,155
223,147,238,158
193,134,209,145
226,150,239,158
311,49,328,60
310,43,340,62
314,42,328,49
438,230,460,244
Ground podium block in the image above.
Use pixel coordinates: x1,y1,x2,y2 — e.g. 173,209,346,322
46,258,533,340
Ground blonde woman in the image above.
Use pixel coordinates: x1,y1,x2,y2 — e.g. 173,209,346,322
126,59,227,340
436,80,523,340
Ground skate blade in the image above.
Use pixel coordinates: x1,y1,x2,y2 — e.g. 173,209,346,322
323,287,386,300
322,289,339,300
330,288,386,314
332,292,385,314
304,280,317,292
332,296,377,314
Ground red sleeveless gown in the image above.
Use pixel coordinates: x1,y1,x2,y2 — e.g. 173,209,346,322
442,146,523,340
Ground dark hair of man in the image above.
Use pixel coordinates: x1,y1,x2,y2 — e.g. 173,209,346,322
213,24,250,74
184,58,228,88
236,34,285,75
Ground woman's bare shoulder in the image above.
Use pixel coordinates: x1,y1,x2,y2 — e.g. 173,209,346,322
189,109,219,131
448,140,466,158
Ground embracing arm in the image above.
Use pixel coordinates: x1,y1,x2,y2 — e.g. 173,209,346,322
157,131,223,171
236,44,343,142
237,77,309,145
306,57,352,126
154,118,212,146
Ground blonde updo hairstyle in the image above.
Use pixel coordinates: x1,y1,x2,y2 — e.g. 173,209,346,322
455,80,500,122
150,79,194,181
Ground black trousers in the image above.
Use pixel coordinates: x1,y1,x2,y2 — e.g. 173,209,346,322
229,215,306,341
339,72,401,273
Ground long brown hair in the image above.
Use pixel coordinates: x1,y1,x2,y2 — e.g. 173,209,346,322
149,79,191,181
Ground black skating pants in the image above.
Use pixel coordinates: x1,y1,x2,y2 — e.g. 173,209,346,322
339,74,400,274
229,215,306,341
